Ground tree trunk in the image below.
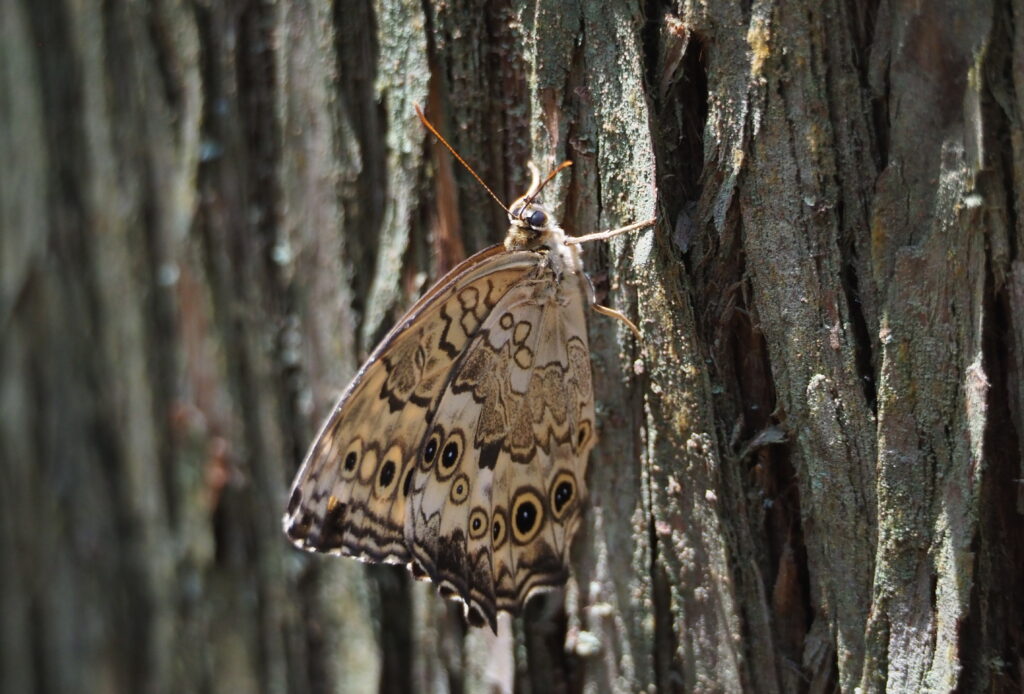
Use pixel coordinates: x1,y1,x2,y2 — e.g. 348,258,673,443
2,0,1022,692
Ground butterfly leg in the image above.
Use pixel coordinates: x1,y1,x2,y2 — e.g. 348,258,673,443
592,303,642,339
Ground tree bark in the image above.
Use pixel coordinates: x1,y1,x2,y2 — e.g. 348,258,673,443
2,0,1023,693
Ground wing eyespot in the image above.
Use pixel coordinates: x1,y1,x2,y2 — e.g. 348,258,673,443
379,460,396,487
341,440,363,480
491,508,508,548
435,429,464,481
374,459,399,498
421,429,441,471
371,445,403,494
549,471,577,521
511,489,545,545
442,442,459,467
449,473,470,504
469,508,488,539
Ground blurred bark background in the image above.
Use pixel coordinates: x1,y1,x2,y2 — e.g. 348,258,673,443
2,0,1022,692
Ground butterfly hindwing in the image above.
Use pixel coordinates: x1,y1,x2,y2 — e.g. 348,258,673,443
283,247,538,564
404,262,596,629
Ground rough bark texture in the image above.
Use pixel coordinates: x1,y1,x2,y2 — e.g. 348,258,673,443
2,0,1023,692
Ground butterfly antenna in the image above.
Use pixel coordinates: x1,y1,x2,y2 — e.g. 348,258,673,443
524,160,573,206
415,104,510,214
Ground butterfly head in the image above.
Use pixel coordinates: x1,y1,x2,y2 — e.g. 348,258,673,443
504,196,558,251
504,161,570,251
509,198,551,231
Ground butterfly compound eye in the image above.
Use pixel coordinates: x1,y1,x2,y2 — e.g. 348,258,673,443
528,209,547,228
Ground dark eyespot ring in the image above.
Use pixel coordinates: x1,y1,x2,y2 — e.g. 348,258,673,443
528,209,547,227
402,468,414,496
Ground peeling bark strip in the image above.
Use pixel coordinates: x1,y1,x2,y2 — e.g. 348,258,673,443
2,0,1023,693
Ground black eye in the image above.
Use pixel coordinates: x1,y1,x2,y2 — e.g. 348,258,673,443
553,481,573,511
441,441,459,469
344,452,358,471
515,501,537,534
528,209,547,227
472,517,481,531
379,460,395,487
424,436,438,463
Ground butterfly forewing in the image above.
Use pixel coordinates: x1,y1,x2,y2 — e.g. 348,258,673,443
403,260,596,630
283,247,539,564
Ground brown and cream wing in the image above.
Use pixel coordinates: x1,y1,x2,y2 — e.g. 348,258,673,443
282,246,539,563
404,267,596,630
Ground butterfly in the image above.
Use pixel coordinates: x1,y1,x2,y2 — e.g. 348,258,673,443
283,106,654,631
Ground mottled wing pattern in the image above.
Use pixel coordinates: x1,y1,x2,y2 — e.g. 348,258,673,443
404,265,596,630
283,246,539,563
